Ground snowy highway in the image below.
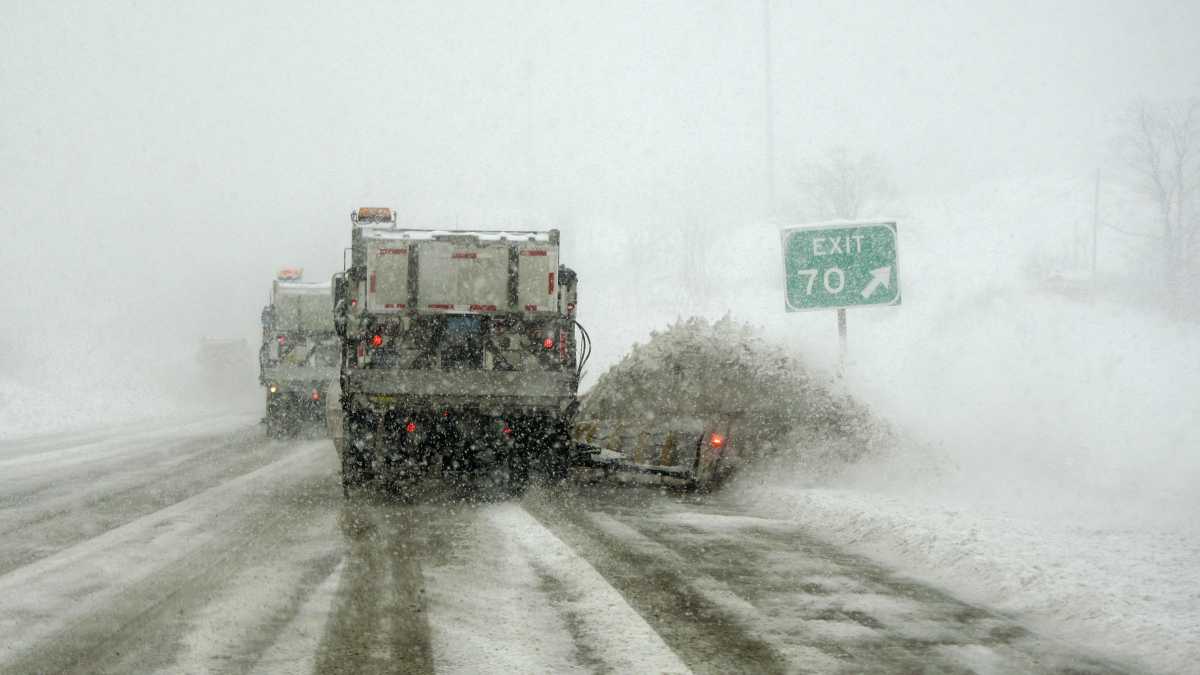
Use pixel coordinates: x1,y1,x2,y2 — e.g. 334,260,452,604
0,419,1134,674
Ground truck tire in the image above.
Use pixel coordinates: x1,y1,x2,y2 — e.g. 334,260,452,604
526,417,571,485
505,446,530,496
543,426,573,484
341,408,377,495
266,393,286,439
341,451,368,495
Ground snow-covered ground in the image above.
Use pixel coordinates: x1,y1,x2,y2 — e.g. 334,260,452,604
0,377,172,440
732,478,1200,674
736,183,1198,674
0,376,208,441
0,358,258,440
729,290,1200,674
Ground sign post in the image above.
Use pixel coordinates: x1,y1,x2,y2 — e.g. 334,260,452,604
780,221,901,371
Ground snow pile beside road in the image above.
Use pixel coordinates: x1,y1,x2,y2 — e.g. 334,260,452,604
580,316,888,469
733,482,1200,674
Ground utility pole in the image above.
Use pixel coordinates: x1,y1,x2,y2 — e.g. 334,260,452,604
1092,168,1100,279
762,0,776,221
523,57,536,222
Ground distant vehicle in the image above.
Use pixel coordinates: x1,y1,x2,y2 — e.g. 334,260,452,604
1041,269,1094,300
197,338,252,399
259,272,338,437
197,338,250,372
329,207,589,494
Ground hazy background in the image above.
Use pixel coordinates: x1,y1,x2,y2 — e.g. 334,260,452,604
2,0,1199,436
4,8,1199,670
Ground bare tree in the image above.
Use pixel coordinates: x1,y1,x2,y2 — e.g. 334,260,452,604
1114,99,1200,311
793,146,897,221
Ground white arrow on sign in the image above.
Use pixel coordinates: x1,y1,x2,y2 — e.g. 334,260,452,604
861,266,892,298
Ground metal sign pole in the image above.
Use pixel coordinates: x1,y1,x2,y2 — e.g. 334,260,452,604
837,308,847,375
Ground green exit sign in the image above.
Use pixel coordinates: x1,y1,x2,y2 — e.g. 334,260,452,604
780,222,901,312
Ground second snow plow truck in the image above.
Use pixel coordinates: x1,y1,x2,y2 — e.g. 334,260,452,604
329,208,590,494
260,271,339,436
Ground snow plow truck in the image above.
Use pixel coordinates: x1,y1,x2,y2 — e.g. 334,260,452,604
259,271,339,437
328,208,589,494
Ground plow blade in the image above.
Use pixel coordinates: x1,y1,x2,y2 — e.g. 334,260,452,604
570,442,697,487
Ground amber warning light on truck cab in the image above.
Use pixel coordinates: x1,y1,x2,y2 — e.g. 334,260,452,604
354,207,396,224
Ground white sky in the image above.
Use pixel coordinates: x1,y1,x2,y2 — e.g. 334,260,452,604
2,0,1198,376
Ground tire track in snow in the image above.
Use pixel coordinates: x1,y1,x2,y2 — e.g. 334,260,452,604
588,496,1133,674
312,498,441,674
424,502,690,675
0,439,336,674
0,424,286,575
255,558,347,674
522,494,789,675
152,516,345,675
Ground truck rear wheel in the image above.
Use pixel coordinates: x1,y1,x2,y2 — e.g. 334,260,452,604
518,417,572,485
542,422,573,484
341,451,369,495
341,407,377,495
505,446,531,496
266,393,289,439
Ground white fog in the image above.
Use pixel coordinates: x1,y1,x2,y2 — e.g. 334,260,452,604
1,2,1198,673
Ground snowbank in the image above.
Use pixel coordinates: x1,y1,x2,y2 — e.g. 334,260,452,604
0,370,253,441
0,376,171,440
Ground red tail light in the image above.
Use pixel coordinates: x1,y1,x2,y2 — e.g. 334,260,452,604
543,337,555,349
371,334,383,347
709,433,726,448
405,421,417,433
